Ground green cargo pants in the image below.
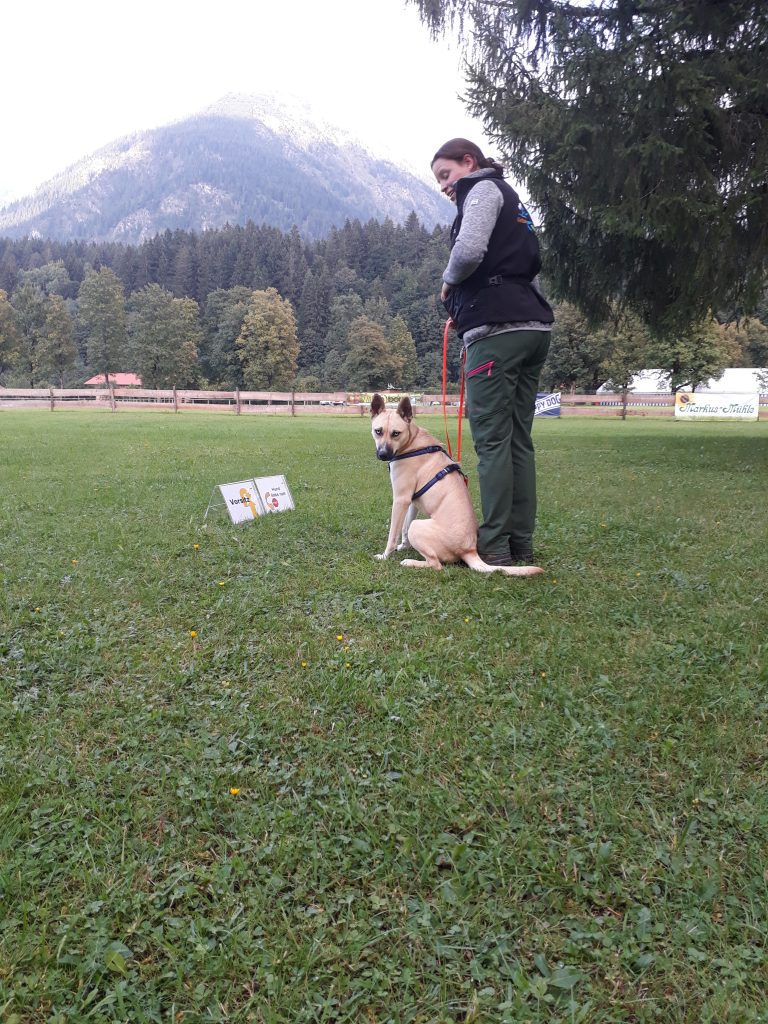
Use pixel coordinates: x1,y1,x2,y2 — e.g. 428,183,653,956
464,329,551,559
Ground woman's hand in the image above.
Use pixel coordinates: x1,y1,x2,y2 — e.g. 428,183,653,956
441,282,451,302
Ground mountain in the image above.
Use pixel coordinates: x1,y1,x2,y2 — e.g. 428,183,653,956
0,94,450,244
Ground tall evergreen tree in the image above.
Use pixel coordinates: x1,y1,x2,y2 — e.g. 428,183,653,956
411,0,768,334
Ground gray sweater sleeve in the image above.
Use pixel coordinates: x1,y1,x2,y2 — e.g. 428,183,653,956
442,181,504,286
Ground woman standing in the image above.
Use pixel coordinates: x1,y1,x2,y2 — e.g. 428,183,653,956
432,138,554,567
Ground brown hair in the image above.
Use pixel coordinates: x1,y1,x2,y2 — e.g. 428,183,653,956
430,138,504,176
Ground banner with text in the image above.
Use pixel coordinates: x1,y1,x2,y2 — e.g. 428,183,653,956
674,392,759,421
535,392,561,417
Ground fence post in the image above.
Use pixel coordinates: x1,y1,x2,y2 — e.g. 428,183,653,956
173,386,179,413
291,390,296,416
49,387,55,412
235,388,241,415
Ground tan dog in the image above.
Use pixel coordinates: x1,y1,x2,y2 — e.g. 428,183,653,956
370,394,543,576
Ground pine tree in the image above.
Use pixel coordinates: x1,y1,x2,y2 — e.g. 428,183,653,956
411,0,768,334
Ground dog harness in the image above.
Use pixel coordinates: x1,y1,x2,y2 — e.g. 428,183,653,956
390,445,467,500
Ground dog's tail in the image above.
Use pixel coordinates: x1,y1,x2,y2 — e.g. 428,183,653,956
461,553,544,577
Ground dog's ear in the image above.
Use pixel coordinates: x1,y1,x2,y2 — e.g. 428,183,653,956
370,393,385,417
397,396,413,422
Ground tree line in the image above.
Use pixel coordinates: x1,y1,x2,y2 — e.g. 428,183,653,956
1,217,767,395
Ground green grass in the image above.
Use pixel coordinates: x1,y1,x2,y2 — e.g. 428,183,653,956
0,410,766,1024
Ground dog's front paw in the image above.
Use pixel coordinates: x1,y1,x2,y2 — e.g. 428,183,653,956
374,552,390,561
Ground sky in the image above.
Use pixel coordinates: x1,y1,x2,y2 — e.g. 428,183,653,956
0,0,496,208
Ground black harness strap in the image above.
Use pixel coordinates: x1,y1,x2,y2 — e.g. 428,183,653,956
412,462,465,500
388,444,466,500
390,445,447,461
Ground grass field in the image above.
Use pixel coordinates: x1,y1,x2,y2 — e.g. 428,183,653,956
1,410,766,1024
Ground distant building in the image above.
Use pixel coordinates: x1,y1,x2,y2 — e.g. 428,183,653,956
599,368,767,394
83,373,142,387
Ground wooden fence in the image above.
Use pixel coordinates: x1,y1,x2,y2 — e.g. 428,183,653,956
0,387,766,418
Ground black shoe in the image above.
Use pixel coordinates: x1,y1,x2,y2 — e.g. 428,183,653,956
510,547,535,565
478,550,514,567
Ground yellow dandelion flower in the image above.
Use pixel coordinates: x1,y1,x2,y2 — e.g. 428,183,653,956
345,662,351,668
635,572,641,577
189,630,197,638
34,607,41,612
218,581,226,587
193,543,200,551
71,559,78,565
336,634,344,641
229,787,240,796
541,671,547,678
301,661,308,668
464,617,470,623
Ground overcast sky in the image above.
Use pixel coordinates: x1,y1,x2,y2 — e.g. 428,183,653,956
0,0,496,207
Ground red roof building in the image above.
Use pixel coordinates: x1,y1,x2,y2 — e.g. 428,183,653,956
83,373,142,387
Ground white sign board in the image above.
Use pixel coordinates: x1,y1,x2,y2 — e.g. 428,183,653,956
218,480,264,523
674,392,759,421
255,475,295,513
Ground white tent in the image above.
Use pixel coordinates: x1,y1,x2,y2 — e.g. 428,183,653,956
599,368,768,394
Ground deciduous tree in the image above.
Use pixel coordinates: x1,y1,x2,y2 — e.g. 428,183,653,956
128,284,200,388
237,288,299,390
10,283,48,385
78,267,127,381
201,286,253,387
35,294,77,387
649,316,732,392
342,316,404,390
540,301,609,393
596,311,654,417
0,289,21,380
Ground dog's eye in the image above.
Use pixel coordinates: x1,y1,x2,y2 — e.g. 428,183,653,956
374,428,383,436
391,430,401,438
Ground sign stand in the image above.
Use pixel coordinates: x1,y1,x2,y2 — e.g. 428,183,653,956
203,475,294,525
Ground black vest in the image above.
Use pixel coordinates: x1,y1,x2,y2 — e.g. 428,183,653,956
444,171,554,337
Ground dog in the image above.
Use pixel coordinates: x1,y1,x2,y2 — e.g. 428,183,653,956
370,394,543,576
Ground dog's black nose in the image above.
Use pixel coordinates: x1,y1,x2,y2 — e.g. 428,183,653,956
376,447,393,461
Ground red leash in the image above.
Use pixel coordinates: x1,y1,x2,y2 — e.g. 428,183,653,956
441,319,465,462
